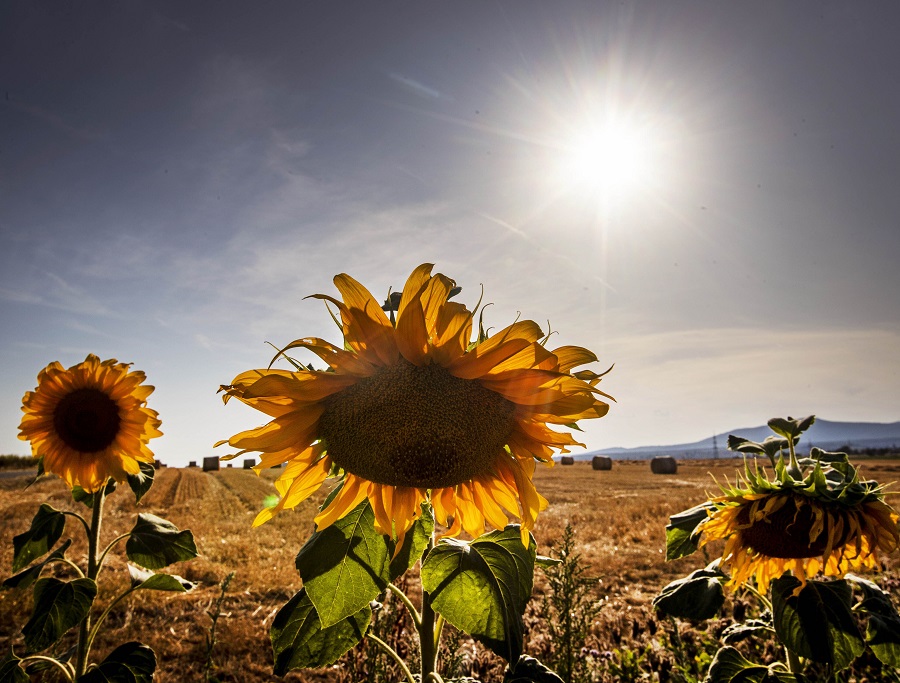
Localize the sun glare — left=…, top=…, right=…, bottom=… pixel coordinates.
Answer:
left=559, top=120, right=653, bottom=195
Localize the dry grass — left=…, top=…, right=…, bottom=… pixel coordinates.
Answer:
left=1, top=458, right=898, bottom=682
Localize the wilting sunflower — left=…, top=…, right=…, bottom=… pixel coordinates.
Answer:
left=697, top=461, right=899, bottom=594
left=218, top=264, right=612, bottom=545
left=19, top=354, right=162, bottom=493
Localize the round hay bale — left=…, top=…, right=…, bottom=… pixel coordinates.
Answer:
left=591, top=455, right=613, bottom=471
left=560, top=456, right=575, bottom=466
left=650, top=456, right=677, bottom=474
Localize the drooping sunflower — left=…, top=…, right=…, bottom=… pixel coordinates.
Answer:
left=697, top=457, right=899, bottom=594
left=19, top=354, right=162, bottom=493
left=218, top=263, right=612, bottom=544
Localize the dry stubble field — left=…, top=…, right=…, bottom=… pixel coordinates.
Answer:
left=2, top=458, right=899, bottom=682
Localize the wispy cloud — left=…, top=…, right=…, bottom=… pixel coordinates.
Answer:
left=388, top=72, right=443, bottom=100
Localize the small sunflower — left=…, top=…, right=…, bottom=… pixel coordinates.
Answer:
left=19, top=354, right=162, bottom=493
left=218, top=264, right=612, bottom=545
left=695, top=430, right=899, bottom=593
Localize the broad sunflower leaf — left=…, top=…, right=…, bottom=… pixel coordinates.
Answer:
left=503, top=655, right=564, bottom=682
left=0, top=653, right=29, bottom=683
left=77, top=641, right=156, bottom=683
left=127, top=564, right=196, bottom=592
left=126, top=462, right=155, bottom=504
left=421, top=525, right=536, bottom=664
left=767, top=415, right=815, bottom=440
left=21, top=577, right=97, bottom=653
left=389, top=502, right=435, bottom=580
left=665, top=502, right=715, bottom=561
left=12, top=504, right=66, bottom=573
left=652, top=562, right=726, bottom=620
left=721, top=616, right=774, bottom=644
left=295, top=500, right=390, bottom=627
left=847, top=574, right=900, bottom=667
left=125, top=514, right=198, bottom=570
left=772, top=576, right=864, bottom=671
left=72, top=478, right=117, bottom=509
left=270, top=588, right=370, bottom=674
left=4, top=539, right=73, bottom=590
left=703, top=646, right=797, bottom=683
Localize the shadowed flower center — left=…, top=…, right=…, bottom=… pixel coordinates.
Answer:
left=738, top=495, right=847, bottom=559
left=320, top=358, right=517, bottom=488
left=53, top=388, right=121, bottom=453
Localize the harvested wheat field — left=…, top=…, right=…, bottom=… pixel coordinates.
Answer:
left=2, top=459, right=898, bottom=682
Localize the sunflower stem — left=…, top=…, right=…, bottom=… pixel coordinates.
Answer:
left=75, top=484, right=105, bottom=678
left=97, top=532, right=131, bottom=572
left=387, top=581, right=422, bottom=628
left=86, top=587, right=136, bottom=656
left=19, top=655, right=75, bottom=681
left=419, top=532, right=439, bottom=682
left=63, top=510, right=91, bottom=537
left=368, top=634, right=417, bottom=683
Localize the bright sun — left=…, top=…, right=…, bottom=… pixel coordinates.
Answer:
left=559, top=119, right=653, bottom=194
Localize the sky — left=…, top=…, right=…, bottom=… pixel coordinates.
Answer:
left=2, top=1, right=899, bottom=467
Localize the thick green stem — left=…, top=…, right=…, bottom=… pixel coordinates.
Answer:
left=388, top=581, right=422, bottom=628
left=419, top=533, right=438, bottom=682
left=75, top=484, right=106, bottom=678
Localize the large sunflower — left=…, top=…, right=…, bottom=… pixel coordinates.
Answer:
left=218, top=264, right=612, bottom=544
left=19, top=354, right=162, bottom=493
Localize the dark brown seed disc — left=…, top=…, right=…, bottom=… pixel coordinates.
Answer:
left=319, top=358, right=517, bottom=488
left=738, top=495, right=846, bottom=559
left=53, top=388, right=121, bottom=453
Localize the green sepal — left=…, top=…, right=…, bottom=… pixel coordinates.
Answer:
left=21, top=577, right=97, bottom=653
left=664, top=502, right=715, bottom=561
left=847, top=574, right=900, bottom=666
left=703, top=647, right=797, bottom=683
left=127, top=564, right=196, bottom=592
left=389, top=502, right=434, bottom=580
left=72, top=479, right=117, bottom=508
left=4, top=539, right=73, bottom=590
left=503, top=655, right=564, bottom=682
left=12, top=504, right=66, bottom=573
left=270, top=588, right=370, bottom=675
left=421, top=525, right=536, bottom=664
left=295, top=500, right=389, bottom=627
left=24, top=457, right=46, bottom=490
left=125, top=514, right=198, bottom=569
left=652, top=561, right=726, bottom=620
left=77, top=641, right=156, bottom=683
left=772, top=576, right=864, bottom=671
left=0, top=652, right=29, bottom=683
left=126, top=462, right=155, bottom=504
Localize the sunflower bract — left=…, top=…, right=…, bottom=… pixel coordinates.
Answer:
left=19, top=354, right=162, bottom=493
left=219, top=263, right=613, bottom=545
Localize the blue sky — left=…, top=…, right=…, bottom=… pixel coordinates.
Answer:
left=2, top=1, right=899, bottom=466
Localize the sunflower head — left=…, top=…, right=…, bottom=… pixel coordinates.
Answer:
left=19, top=354, right=162, bottom=493
left=687, top=416, right=900, bottom=593
left=218, top=263, right=613, bottom=545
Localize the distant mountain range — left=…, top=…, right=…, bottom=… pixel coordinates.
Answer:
left=568, top=418, right=900, bottom=461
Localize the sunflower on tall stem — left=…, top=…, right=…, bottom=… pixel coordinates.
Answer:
left=2, top=355, right=198, bottom=682
left=217, top=263, right=613, bottom=682
left=654, top=415, right=900, bottom=682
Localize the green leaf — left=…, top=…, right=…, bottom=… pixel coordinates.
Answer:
left=270, top=588, right=370, bottom=675
left=535, top=555, right=561, bottom=569
left=0, top=653, right=29, bottom=683
left=721, top=616, right=774, bottom=645
left=772, top=576, right=864, bottom=671
left=4, top=539, right=73, bottom=590
left=767, top=415, right=815, bottom=440
left=652, top=562, right=726, bottom=620
left=665, top=502, right=715, bottom=561
left=421, top=525, right=535, bottom=664
left=72, top=478, right=117, bottom=508
left=389, top=502, right=434, bottom=580
left=503, top=655, right=564, bottom=682
left=12, top=504, right=66, bottom=573
left=847, top=574, right=900, bottom=667
left=703, top=647, right=797, bottom=683
left=294, top=500, right=390, bottom=627
left=21, top=577, right=97, bottom=652
left=127, top=564, right=196, bottom=592
left=125, top=514, right=198, bottom=570
left=126, top=462, right=155, bottom=504
left=77, top=641, right=156, bottom=683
